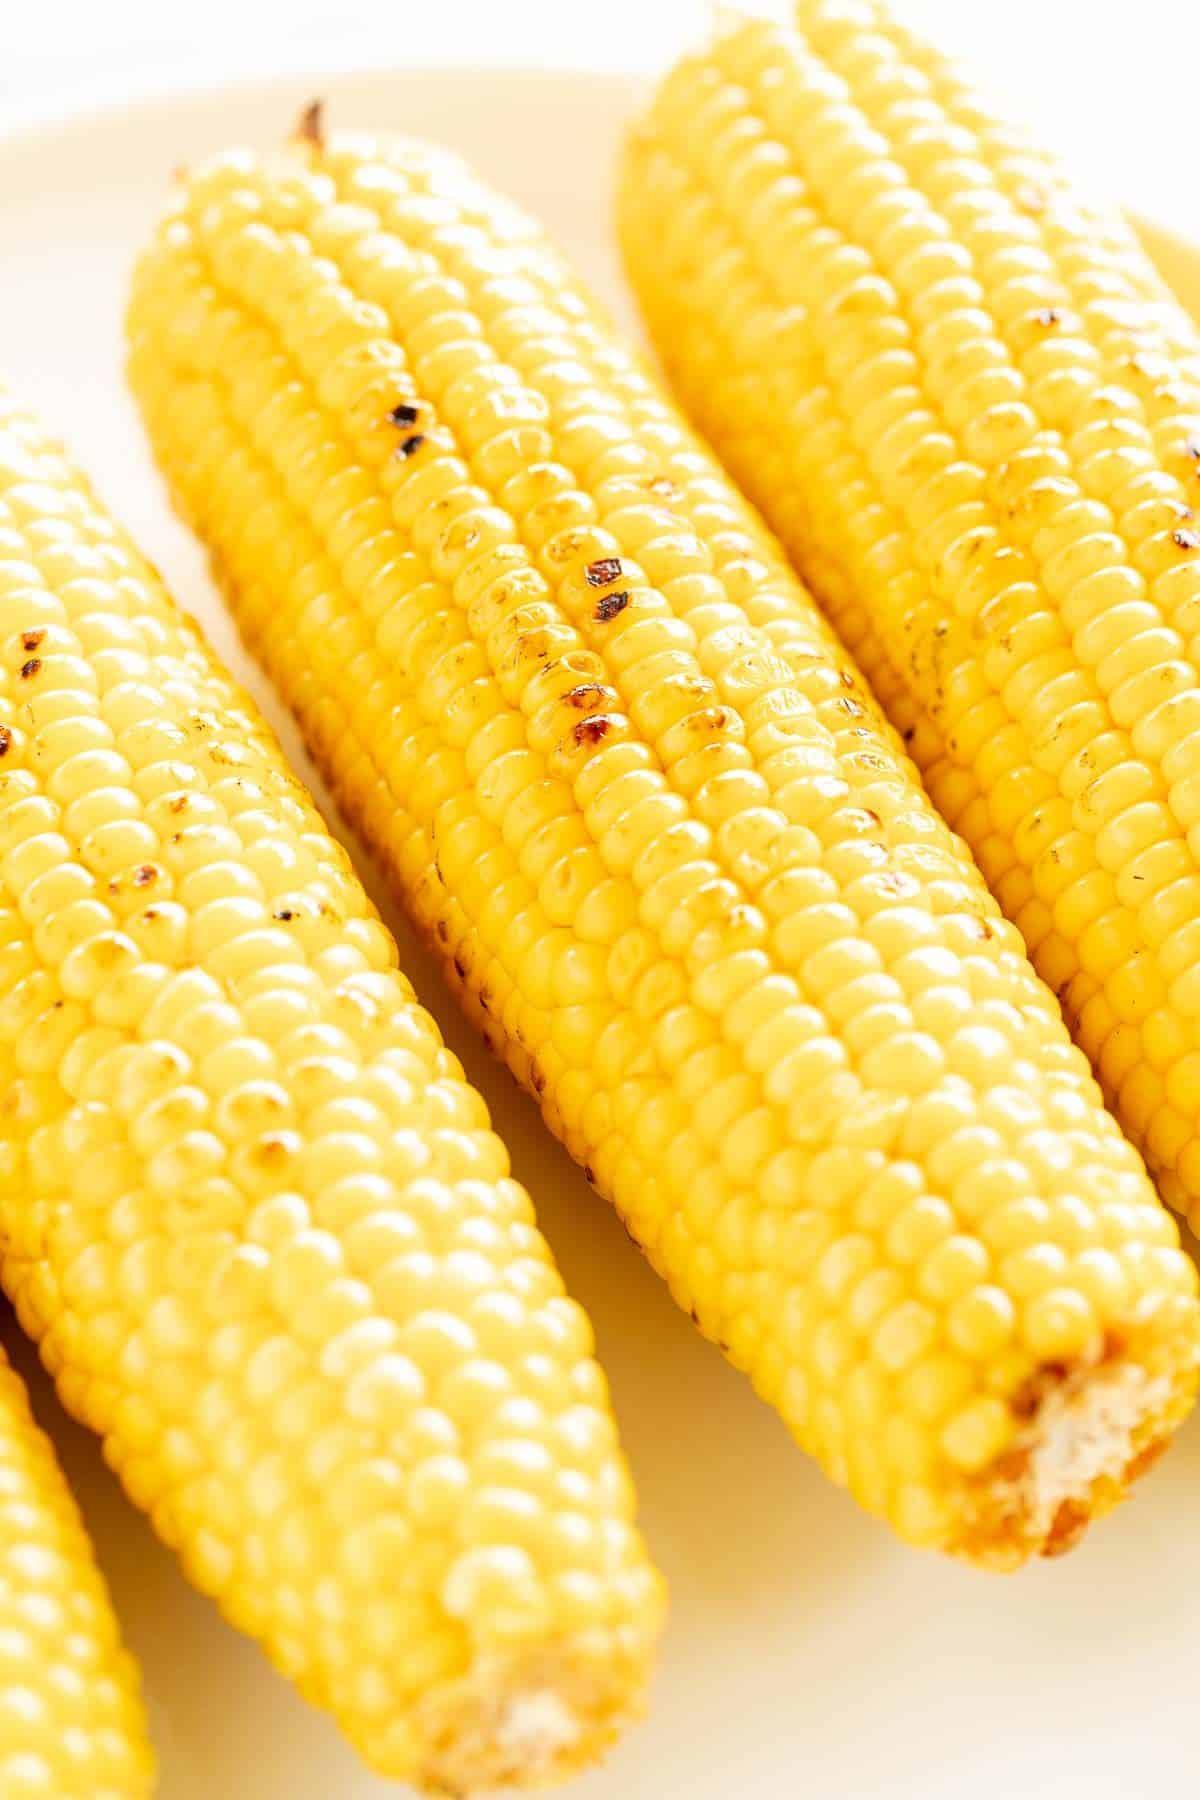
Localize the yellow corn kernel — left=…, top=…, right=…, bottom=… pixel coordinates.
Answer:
left=127, top=123, right=1200, bottom=1568
left=619, top=0, right=1200, bottom=1237
left=0, top=393, right=662, bottom=1791
left=0, top=1347, right=152, bottom=1798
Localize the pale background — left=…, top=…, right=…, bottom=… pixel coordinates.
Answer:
left=3, top=0, right=1200, bottom=222
left=4, top=5, right=1200, bottom=1800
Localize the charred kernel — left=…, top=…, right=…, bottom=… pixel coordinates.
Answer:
left=21, top=628, right=46, bottom=650
left=397, top=433, right=425, bottom=458
left=595, top=590, right=630, bottom=622
left=1172, top=529, right=1200, bottom=551
left=0, top=726, right=11, bottom=756
left=572, top=716, right=611, bottom=745
left=585, top=557, right=623, bottom=587
left=389, top=402, right=420, bottom=427
left=19, top=657, right=41, bottom=678
left=132, top=117, right=1199, bottom=1593
left=565, top=683, right=607, bottom=710
left=0, top=392, right=661, bottom=1791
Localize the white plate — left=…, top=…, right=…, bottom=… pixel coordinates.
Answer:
left=2, top=64, right=1200, bottom=1800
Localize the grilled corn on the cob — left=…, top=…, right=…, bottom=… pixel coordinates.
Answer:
left=127, top=125, right=1200, bottom=1568
left=0, top=1347, right=152, bottom=1798
left=619, top=0, right=1200, bottom=1237
left=0, top=392, right=662, bottom=1791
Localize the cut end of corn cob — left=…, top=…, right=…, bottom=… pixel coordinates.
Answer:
left=957, top=1325, right=1183, bottom=1566
left=128, top=121, right=1200, bottom=1570
left=0, top=388, right=663, bottom=1788
left=413, top=1647, right=640, bottom=1794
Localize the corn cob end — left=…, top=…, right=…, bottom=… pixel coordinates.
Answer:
left=955, top=1315, right=1196, bottom=1567
left=410, top=1643, right=651, bottom=1794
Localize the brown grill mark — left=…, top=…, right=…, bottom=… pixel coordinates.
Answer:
left=594, top=590, right=630, bottom=623
left=585, top=557, right=623, bottom=588
left=389, top=402, right=420, bottom=427
left=572, top=716, right=610, bottom=747
left=168, top=794, right=189, bottom=814
left=453, top=956, right=467, bottom=981
left=133, top=865, right=157, bottom=887
left=20, top=630, right=45, bottom=652
left=564, top=683, right=607, bottom=711
left=0, top=726, right=11, bottom=758
left=19, top=659, right=40, bottom=680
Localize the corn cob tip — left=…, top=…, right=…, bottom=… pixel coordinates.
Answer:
left=294, top=98, right=326, bottom=152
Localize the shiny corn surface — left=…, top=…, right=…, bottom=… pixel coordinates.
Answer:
left=0, top=394, right=662, bottom=1791
left=127, top=129, right=1200, bottom=1568
left=619, top=0, right=1200, bottom=1235
left=0, top=1349, right=152, bottom=1798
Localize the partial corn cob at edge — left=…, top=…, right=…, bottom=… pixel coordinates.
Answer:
left=0, top=1345, right=153, bottom=1798
left=0, top=392, right=663, bottom=1791
left=619, top=0, right=1200, bottom=1237
left=128, top=126, right=1200, bottom=1568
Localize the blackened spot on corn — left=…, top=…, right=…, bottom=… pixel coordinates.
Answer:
left=595, top=590, right=630, bottom=623
left=585, top=557, right=623, bottom=588
left=389, top=402, right=420, bottom=427
left=133, top=865, right=156, bottom=887
left=453, top=956, right=467, bottom=981
left=565, top=683, right=607, bottom=711
left=397, top=433, right=425, bottom=459
left=274, top=908, right=296, bottom=921
left=1033, top=308, right=1062, bottom=327
left=21, top=629, right=45, bottom=652
left=717, top=1338, right=731, bottom=1354
left=583, top=1165, right=596, bottom=1187
left=0, top=727, right=11, bottom=757
left=572, top=716, right=610, bottom=747
left=1173, top=528, right=1200, bottom=551
left=19, top=659, right=40, bottom=680
left=689, top=1307, right=701, bottom=1325
left=479, top=988, right=491, bottom=1013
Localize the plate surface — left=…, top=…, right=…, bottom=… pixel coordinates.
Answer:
left=2, top=66, right=1199, bottom=1800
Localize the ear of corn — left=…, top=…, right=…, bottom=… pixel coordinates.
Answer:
left=0, top=392, right=663, bottom=1791
left=0, top=1346, right=153, bottom=1798
left=618, top=0, right=1200, bottom=1242
left=126, top=128, right=1200, bottom=1569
